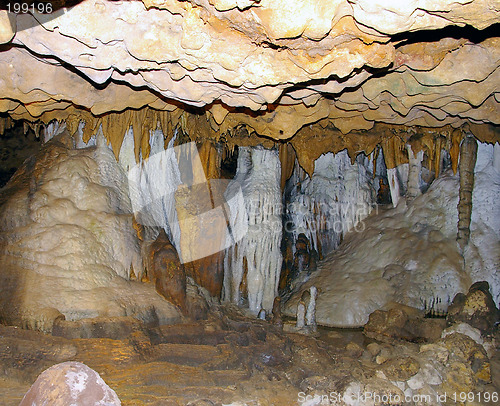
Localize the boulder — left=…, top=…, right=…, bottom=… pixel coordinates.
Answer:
left=19, top=361, right=121, bottom=406
left=447, top=281, right=499, bottom=334
left=441, top=332, right=491, bottom=385
left=363, top=308, right=410, bottom=343
left=364, top=304, right=447, bottom=344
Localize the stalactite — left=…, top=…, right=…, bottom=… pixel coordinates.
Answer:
left=197, top=140, right=221, bottom=180
left=449, top=128, right=463, bottom=174
left=0, top=116, right=13, bottom=135
left=457, top=133, right=478, bottom=251
left=101, top=111, right=131, bottom=159
left=43, top=120, right=67, bottom=143
left=279, top=143, right=296, bottom=192
left=493, top=142, right=500, bottom=172
left=287, top=150, right=375, bottom=256
left=381, top=136, right=406, bottom=207
left=433, top=136, right=443, bottom=177
left=127, top=134, right=183, bottom=250
left=386, top=167, right=400, bottom=207
left=406, top=144, right=423, bottom=201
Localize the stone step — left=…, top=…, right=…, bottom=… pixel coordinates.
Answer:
left=154, top=343, right=220, bottom=366
left=149, top=323, right=228, bottom=346
left=103, top=361, right=248, bottom=389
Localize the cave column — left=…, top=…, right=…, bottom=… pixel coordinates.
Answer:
left=457, top=133, right=478, bottom=251
left=493, top=142, right=500, bottom=172
left=223, top=146, right=282, bottom=314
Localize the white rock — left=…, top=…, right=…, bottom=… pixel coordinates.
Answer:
left=442, top=323, right=483, bottom=346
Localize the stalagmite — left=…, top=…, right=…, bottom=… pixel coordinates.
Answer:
left=271, top=296, right=283, bottom=327
left=296, top=301, right=306, bottom=329
left=294, top=287, right=317, bottom=332
left=305, top=286, right=318, bottom=332
left=406, top=144, right=424, bottom=201
left=147, top=229, right=187, bottom=313
left=457, top=134, right=478, bottom=251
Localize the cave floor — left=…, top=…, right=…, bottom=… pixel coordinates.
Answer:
left=0, top=306, right=498, bottom=406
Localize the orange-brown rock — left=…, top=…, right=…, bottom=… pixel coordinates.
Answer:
left=184, top=251, right=225, bottom=298
left=148, top=230, right=187, bottom=312
left=447, top=281, right=499, bottom=334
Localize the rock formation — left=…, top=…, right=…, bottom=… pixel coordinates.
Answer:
left=19, top=361, right=121, bottom=406
left=146, top=229, right=188, bottom=312
left=0, top=132, right=180, bottom=332
left=284, top=146, right=499, bottom=327
left=0, top=1, right=497, bottom=160
left=457, top=134, right=478, bottom=250
left=447, top=281, right=499, bottom=334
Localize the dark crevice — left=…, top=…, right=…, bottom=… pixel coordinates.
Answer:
left=393, top=23, right=499, bottom=47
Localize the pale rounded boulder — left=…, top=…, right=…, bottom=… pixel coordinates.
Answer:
left=19, top=361, right=121, bottom=406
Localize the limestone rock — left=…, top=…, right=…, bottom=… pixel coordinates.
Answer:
left=0, top=11, right=14, bottom=44
left=284, top=172, right=473, bottom=327
left=364, top=308, right=410, bottom=343
left=52, top=316, right=143, bottom=340
left=364, top=304, right=448, bottom=344
left=0, top=0, right=498, bottom=141
left=381, top=356, right=420, bottom=381
left=0, top=134, right=180, bottom=331
left=447, top=281, right=499, bottom=333
left=19, top=361, right=121, bottom=406
left=441, top=361, right=476, bottom=394
left=441, top=332, right=491, bottom=384
left=442, top=322, right=483, bottom=347
left=146, top=229, right=188, bottom=312
left=406, top=318, right=447, bottom=342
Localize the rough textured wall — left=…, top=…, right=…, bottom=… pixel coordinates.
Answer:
left=0, top=0, right=498, bottom=142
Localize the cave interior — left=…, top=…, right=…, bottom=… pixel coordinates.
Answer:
left=0, top=0, right=499, bottom=405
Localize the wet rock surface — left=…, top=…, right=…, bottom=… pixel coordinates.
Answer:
left=0, top=305, right=497, bottom=405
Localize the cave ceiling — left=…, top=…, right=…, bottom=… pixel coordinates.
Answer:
left=0, top=0, right=499, bottom=161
